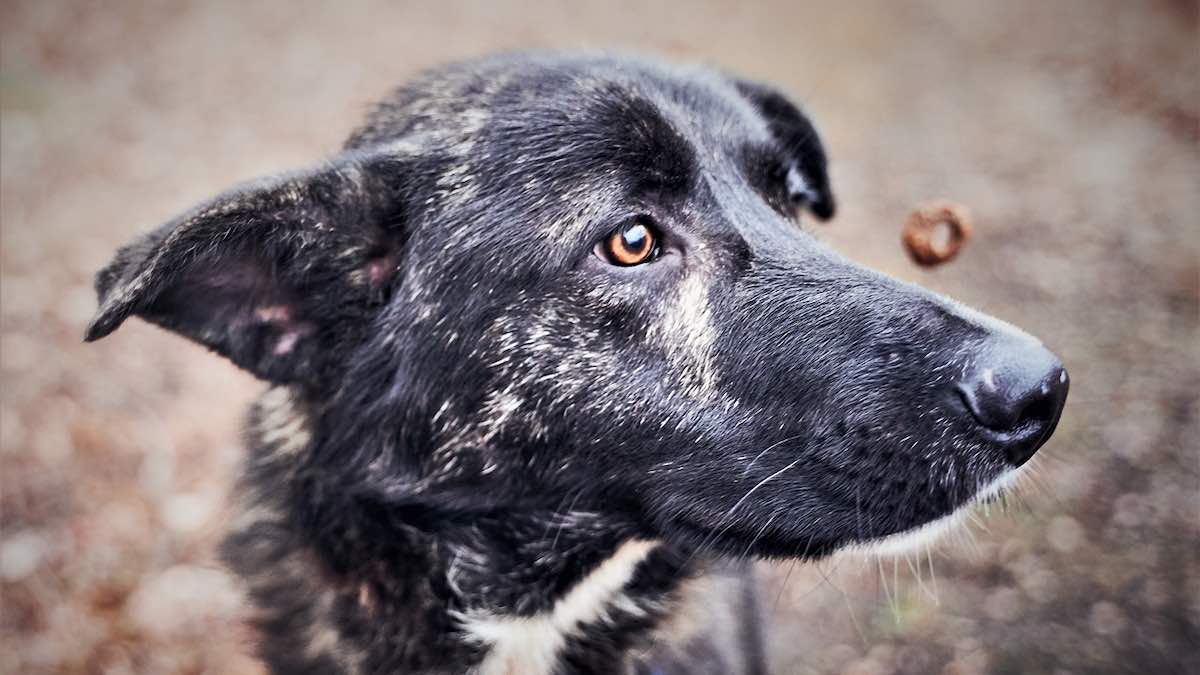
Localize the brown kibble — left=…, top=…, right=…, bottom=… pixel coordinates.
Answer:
left=902, top=200, right=973, bottom=266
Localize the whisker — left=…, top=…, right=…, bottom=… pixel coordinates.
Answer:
left=678, top=455, right=804, bottom=566
left=814, top=556, right=848, bottom=598
left=741, top=512, right=779, bottom=560
left=905, top=552, right=935, bottom=603
left=549, top=489, right=588, bottom=548
left=725, top=457, right=804, bottom=518
left=965, top=509, right=991, bottom=534
left=771, top=559, right=799, bottom=615
left=843, top=592, right=869, bottom=650
left=877, top=556, right=897, bottom=624
left=926, top=547, right=940, bottom=605
left=892, top=556, right=901, bottom=624
left=740, top=433, right=804, bottom=478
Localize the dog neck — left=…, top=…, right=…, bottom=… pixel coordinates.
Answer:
left=224, top=386, right=691, bottom=673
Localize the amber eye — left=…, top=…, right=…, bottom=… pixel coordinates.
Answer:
left=598, top=218, right=660, bottom=266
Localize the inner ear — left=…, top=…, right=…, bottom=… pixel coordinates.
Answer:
left=130, top=250, right=324, bottom=383
left=362, top=240, right=403, bottom=289
left=86, top=149, right=411, bottom=385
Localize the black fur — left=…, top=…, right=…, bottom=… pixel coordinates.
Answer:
left=88, top=52, right=1063, bottom=674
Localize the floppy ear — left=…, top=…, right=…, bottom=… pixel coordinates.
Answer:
left=735, top=79, right=836, bottom=221
left=85, top=150, right=408, bottom=385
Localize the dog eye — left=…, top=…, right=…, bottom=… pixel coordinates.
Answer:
left=596, top=218, right=660, bottom=266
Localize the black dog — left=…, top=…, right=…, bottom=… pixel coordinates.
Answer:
left=87, top=52, right=1068, bottom=674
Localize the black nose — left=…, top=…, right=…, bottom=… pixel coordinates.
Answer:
left=957, top=335, right=1069, bottom=466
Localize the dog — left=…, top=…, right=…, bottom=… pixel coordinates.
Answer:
left=87, top=51, right=1069, bottom=674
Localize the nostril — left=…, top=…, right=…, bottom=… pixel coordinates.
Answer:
left=957, top=368, right=1024, bottom=431
left=1006, top=366, right=1068, bottom=466
left=1014, top=373, right=1064, bottom=429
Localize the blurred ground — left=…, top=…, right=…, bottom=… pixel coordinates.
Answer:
left=1, top=1, right=1197, bottom=673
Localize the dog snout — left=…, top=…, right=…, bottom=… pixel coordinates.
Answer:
left=956, top=334, right=1069, bottom=467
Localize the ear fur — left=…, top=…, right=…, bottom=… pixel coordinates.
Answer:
left=734, top=79, right=836, bottom=221
left=86, top=150, right=408, bottom=384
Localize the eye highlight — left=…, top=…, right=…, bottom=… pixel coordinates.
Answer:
left=596, top=217, right=661, bottom=266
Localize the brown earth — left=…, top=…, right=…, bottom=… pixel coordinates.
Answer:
left=1, top=1, right=1197, bottom=673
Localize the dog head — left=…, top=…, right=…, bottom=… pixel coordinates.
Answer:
left=88, top=53, right=1067, bottom=560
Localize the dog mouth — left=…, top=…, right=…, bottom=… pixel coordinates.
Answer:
left=662, top=466, right=1024, bottom=560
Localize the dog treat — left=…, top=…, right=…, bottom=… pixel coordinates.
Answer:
left=902, top=200, right=972, bottom=266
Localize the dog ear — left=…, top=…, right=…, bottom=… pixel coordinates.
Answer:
left=734, top=79, right=836, bottom=221
left=85, top=150, right=408, bottom=385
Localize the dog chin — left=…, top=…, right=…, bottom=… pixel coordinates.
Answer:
left=845, top=468, right=1026, bottom=558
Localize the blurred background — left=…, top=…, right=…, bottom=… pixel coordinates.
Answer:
left=1, top=1, right=1196, bottom=673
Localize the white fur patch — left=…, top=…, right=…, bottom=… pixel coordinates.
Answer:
left=852, top=468, right=1024, bottom=557
left=257, top=386, right=311, bottom=457
left=654, top=273, right=720, bottom=402
left=457, top=539, right=658, bottom=675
